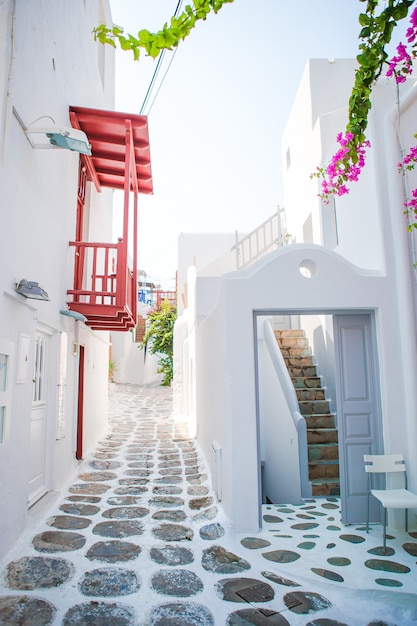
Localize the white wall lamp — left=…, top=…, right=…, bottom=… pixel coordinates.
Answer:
left=15, top=279, right=50, bottom=301
left=13, top=107, right=92, bottom=156
left=60, top=309, right=87, bottom=322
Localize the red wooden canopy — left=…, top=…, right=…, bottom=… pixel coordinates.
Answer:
left=69, top=106, right=153, bottom=194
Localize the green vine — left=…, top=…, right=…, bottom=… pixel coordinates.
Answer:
left=141, top=300, right=177, bottom=386
left=348, top=0, right=414, bottom=144
left=94, top=0, right=234, bottom=60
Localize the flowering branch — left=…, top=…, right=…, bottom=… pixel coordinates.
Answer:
left=313, top=0, right=415, bottom=202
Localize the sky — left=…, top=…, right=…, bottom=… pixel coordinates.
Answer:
left=108, top=0, right=365, bottom=288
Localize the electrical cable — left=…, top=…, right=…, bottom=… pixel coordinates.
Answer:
left=139, top=0, right=183, bottom=115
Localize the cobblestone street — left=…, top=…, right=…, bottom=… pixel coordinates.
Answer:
left=0, top=383, right=416, bottom=625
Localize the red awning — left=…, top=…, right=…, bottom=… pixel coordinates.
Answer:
left=69, top=106, right=153, bottom=194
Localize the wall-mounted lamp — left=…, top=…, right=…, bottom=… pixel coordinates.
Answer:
left=25, top=126, right=92, bottom=155
left=13, top=107, right=92, bottom=156
left=15, top=279, right=50, bottom=301
left=60, top=309, right=87, bottom=322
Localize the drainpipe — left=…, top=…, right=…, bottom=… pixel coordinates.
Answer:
left=382, top=80, right=417, bottom=484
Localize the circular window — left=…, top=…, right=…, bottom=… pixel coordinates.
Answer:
left=299, top=259, right=317, bottom=278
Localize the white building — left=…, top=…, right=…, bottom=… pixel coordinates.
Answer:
left=0, top=0, right=154, bottom=557
left=175, top=59, right=417, bottom=533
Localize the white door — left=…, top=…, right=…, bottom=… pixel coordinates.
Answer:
left=334, top=314, right=382, bottom=524
left=28, top=331, right=49, bottom=505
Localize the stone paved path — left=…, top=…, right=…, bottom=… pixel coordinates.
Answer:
left=0, top=383, right=417, bottom=625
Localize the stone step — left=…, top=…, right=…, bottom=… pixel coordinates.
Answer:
left=308, top=443, right=339, bottom=462
left=307, top=428, right=338, bottom=444
left=274, top=329, right=305, bottom=338
left=295, top=388, right=325, bottom=402
left=311, top=478, right=340, bottom=497
left=298, top=400, right=331, bottom=415
left=275, top=335, right=309, bottom=349
left=284, top=356, right=315, bottom=368
left=308, top=460, right=340, bottom=480
left=304, top=413, right=336, bottom=429
left=280, top=346, right=312, bottom=357
left=291, top=376, right=322, bottom=389
left=287, top=365, right=318, bottom=378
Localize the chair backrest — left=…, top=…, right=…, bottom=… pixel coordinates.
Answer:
left=364, top=453, right=406, bottom=474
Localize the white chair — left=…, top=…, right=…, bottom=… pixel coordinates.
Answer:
left=364, top=453, right=417, bottom=549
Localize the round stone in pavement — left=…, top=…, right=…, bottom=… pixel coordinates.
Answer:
left=327, top=557, right=351, bottom=566
left=290, top=523, right=319, bottom=531
left=188, top=486, right=209, bottom=496
left=200, top=523, right=225, bottom=541
left=69, top=482, right=110, bottom=495
left=261, top=571, right=301, bottom=587
left=86, top=540, right=141, bottom=563
left=283, top=591, right=332, bottom=614
left=114, top=485, right=148, bottom=495
left=79, top=567, right=139, bottom=596
left=63, top=601, right=135, bottom=625
left=364, top=559, right=410, bottom=573
left=47, top=515, right=91, bottom=530
left=152, top=524, right=194, bottom=541
left=153, top=485, right=183, bottom=495
left=375, top=578, right=403, bottom=587
left=216, top=578, right=274, bottom=603
left=102, top=506, right=149, bottom=519
left=240, top=537, right=271, bottom=550
left=150, top=601, right=214, bottom=625
left=202, top=545, right=250, bottom=574
left=78, top=471, right=117, bottom=482
left=192, top=506, right=217, bottom=522
left=263, top=515, right=283, bottom=523
left=0, top=595, right=55, bottom=625
left=189, top=497, right=214, bottom=510
left=150, top=496, right=185, bottom=508
left=150, top=545, right=194, bottom=566
left=89, top=459, right=122, bottom=470
left=226, top=608, right=290, bottom=625
left=33, top=531, right=86, bottom=553
left=151, top=569, right=203, bottom=597
left=152, top=510, right=187, bottom=522
left=92, top=520, right=144, bottom=538
left=60, top=502, right=101, bottom=516
left=311, top=568, right=344, bottom=583
left=107, top=496, right=140, bottom=506
left=6, top=556, right=73, bottom=590
left=65, top=494, right=101, bottom=503
left=339, top=534, right=365, bottom=544
left=402, top=542, right=417, bottom=556
left=262, top=549, right=300, bottom=564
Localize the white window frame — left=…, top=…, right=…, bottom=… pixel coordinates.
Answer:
left=0, top=338, right=14, bottom=445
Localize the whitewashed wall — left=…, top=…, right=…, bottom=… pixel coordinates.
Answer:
left=193, top=244, right=417, bottom=532
left=0, top=0, right=115, bottom=557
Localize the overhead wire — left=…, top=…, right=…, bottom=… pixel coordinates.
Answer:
left=139, top=0, right=183, bottom=115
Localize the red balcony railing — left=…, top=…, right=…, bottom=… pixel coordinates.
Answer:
left=67, top=239, right=136, bottom=330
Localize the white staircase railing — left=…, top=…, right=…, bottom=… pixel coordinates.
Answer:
left=232, top=207, right=290, bottom=269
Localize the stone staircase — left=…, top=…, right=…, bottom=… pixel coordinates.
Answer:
left=274, top=329, right=340, bottom=497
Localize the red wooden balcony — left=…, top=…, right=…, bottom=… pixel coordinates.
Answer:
left=66, top=107, right=153, bottom=331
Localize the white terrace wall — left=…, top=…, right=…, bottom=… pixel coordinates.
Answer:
left=0, top=0, right=115, bottom=557
left=193, top=244, right=417, bottom=532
